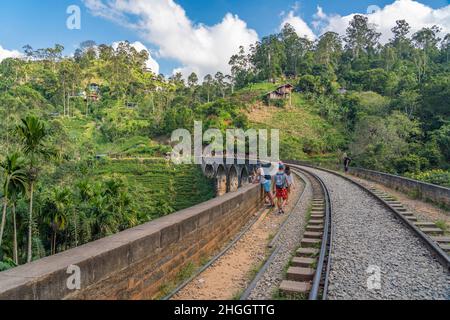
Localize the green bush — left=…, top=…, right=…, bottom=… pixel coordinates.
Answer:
left=395, top=154, right=429, bottom=174
left=272, top=99, right=286, bottom=108
left=405, top=169, right=450, bottom=188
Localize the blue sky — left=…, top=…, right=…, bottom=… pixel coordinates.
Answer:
left=0, top=0, right=449, bottom=76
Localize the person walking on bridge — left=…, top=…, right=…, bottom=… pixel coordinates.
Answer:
left=274, top=164, right=288, bottom=214
left=285, top=165, right=294, bottom=205
left=256, top=165, right=274, bottom=208
left=343, top=154, right=352, bottom=173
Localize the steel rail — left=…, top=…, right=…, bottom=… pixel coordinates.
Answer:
left=287, top=164, right=333, bottom=300
left=289, top=161, right=450, bottom=271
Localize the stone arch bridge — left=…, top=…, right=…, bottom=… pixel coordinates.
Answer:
left=200, top=157, right=273, bottom=196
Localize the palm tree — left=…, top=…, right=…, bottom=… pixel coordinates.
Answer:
left=0, top=153, right=27, bottom=249
left=9, top=171, right=27, bottom=265
left=42, top=187, right=70, bottom=255
left=16, top=116, right=51, bottom=263
left=75, top=180, right=94, bottom=246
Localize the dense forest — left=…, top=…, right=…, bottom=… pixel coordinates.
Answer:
left=0, top=15, right=449, bottom=269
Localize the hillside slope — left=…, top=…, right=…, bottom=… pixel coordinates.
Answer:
left=235, top=83, right=345, bottom=161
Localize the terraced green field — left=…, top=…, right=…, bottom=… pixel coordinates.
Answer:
left=94, top=158, right=215, bottom=217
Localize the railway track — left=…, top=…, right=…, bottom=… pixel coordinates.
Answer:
left=293, top=163, right=450, bottom=269
left=164, top=162, right=448, bottom=300
left=276, top=167, right=333, bottom=300
left=292, top=163, right=449, bottom=299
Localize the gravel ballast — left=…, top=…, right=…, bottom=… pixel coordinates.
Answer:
left=307, top=167, right=449, bottom=300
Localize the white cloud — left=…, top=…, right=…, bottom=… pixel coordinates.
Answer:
left=313, top=0, right=450, bottom=43
left=84, top=0, right=258, bottom=78
left=280, top=11, right=316, bottom=40
left=0, top=45, right=22, bottom=62
left=112, top=40, right=160, bottom=74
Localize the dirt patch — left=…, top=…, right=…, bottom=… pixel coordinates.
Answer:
left=172, top=176, right=305, bottom=300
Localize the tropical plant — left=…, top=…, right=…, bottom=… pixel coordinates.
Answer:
left=42, top=186, right=71, bottom=254
left=15, top=116, right=52, bottom=262
left=0, top=152, right=27, bottom=250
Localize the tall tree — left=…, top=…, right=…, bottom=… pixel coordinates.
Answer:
left=251, top=34, right=286, bottom=82
left=203, top=74, right=214, bottom=103
left=16, top=116, right=51, bottom=263
left=344, top=15, right=381, bottom=59
left=229, top=46, right=252, bottom=89
left=441, top=33, right=450, bottom=63
left=281, top=23, right=302, bottom=77
left=390, top=20, right=411, bottom=58
left=214, top=72, right=226, bottom=98
left=315, top=32, right=342, bottom=67
left=412, top=26, right=441, bottom=83
left=0, top=153, right=27, bottom=249
left=42, top=187, right=71, bottom=255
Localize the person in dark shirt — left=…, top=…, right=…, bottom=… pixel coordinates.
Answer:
left=343, top=155, right=352, bottom=173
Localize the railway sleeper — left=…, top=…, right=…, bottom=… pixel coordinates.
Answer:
left=287, top=267, right=315, bottom=282
left=279, top=280, right=312, bottom=296
left=301, top=238, right=321, bottom=248
left=292, top=257, right=317, bottom=268
left=309, top=219, right=324, bottom=226
left=414, top=222, right=437, bottom=228
left=303, top=231, right=322, bottom=239
left=306, top=225, right=324, bottom=232
left=420, top=227, right=444, bottom=235
left=405, top=216, right=418, bottom=222
left=432, top=236, right=450, bottom=244
left=296, top=247, right=319, bottom=257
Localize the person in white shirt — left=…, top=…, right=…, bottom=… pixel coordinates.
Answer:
left=256, top=165, right=275, bottom=207
left=285, top=166, right=294, bottom=205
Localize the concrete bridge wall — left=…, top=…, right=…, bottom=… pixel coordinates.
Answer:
left=0, top=184, right=262, bottom=300
left=348, top=167, right=450, bottom=208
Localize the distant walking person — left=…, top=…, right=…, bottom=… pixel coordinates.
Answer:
left=343, top=154, right=352, bottom=173
left=285, top=166, right=294, bottom=205
left=274, top=164, right=288, bottom=214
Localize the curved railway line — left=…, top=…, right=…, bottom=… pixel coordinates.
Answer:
left=164, top=163, right=449, bottom=300
left=294, top=164, right=449, bottom=300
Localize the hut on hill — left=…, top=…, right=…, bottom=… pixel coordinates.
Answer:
left=86, top=83, right=100, bottom=102
left=265, top=83, right=294, bottom=106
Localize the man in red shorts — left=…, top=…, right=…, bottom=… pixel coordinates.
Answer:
left=273, top=164, right=288, bottom=214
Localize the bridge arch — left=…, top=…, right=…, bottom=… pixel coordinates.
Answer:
left=204, top=164, right=215, bottom=179
left=227, top=165, right=239, bottom=193
left=216, top=165, right=227, bottom=196
left=239, top=166, right=250, bottom=187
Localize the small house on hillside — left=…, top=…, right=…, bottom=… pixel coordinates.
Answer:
left=265, top=83, right=294, bottom=106
left=86, top=83, right=100, bottom=102
left=266, top=84, right=294, bottom=100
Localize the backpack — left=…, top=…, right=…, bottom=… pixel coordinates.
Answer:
left=275, top=172, right=286, bottom=188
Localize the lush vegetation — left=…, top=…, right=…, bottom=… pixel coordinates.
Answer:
left=0, top=41, right=222, bottom=269
left=228, top=17, right=449, bottom=180
left=1, top=16, right=449, bottom=269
